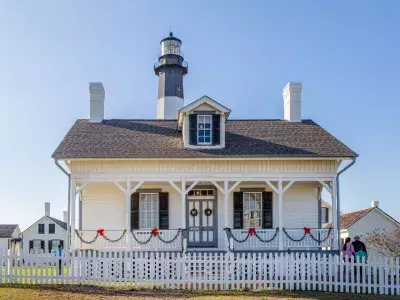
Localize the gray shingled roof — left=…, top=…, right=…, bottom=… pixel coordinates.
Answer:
left=0, top=225, right=18, bottom=238
left=52, top=119, right=357, bottom=159
left=47, top=217, right=67, bottom=231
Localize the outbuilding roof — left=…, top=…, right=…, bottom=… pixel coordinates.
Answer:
left=0, top=225, right=18, bottom=238
left=327, top=207, right=400, bottom=230
left=52, top=119, right=357, bottom=159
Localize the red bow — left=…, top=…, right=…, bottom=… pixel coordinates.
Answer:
left=304, top=227, right=311, bottom=234
left=248, top=227, right=256, bottom=236
left=151, top=227, right=159, bottom=237
left=97, top=229, right=105, bottom=236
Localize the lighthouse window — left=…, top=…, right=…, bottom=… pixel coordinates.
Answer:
left=197, top=115, right=212, bottom=144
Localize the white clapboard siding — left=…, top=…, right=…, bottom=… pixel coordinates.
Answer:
left=0, top=248, right=399, bottom=295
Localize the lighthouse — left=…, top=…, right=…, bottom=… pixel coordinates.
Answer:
left=154, top=32, right=188, bottom=119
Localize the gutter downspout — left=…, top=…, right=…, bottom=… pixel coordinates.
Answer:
left=336, top=157, right=357, bottom=250
left=54, top=159, right=71, bottom=253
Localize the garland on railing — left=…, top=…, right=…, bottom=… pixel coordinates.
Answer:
left=282, top=227, right=332, bottom=243
left=223, top=227, right=280, bottom=251
left=131, top=228, right=186, bottom=252
left=76, top=229, right=127, bottom=244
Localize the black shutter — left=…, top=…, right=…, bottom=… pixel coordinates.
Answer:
left=60, top=240, right=64, bottom=249
left=189, top=114, right=197, bottom=145
left=212, top=114, right=221, bottom=145
left=233, top=192, right=244, bottom=229
left=159, top=192, right=169, bottom=229
left=131, top=193, right=140, bottom=229
left=40, top=240, right=45, bottom=252
left=262, top=192, right=273, bottom=229
left=29, top=241, right=33, bottom=252
left=325, top=207, right=329, bottom=223
left=48, top=240, right=52, bottom=253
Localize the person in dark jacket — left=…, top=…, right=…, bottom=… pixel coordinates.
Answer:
left=352, top=235, right=367, bottom=254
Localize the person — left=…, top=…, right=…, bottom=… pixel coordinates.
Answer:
left=352, top=235, right=367, bottom=255
left=354, top=245, right=368, bottom=281
left=54, top=243, right=64, bottom=275
left=355, top=245, right=368, bottom=262
left=342, top=237, right=354, bottom=260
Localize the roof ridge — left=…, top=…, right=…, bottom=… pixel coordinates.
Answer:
left=48, top=216, right=66, bottom=223
left=77, top=118, right=315, bottom=122
left=342, top=207, right=374, bottom=215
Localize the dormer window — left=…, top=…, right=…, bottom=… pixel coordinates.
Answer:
left=197, top=115, right=212, bottom=144
left=179, top=96, right=231, bottom=149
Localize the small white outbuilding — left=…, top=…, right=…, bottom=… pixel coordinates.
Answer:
left=21, top=202, right=68, bottom=256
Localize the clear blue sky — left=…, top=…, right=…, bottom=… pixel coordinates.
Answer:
left=0, top=1, right=399, bottom=230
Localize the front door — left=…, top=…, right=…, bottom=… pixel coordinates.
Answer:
left=187, top=198, right=217, bottom=248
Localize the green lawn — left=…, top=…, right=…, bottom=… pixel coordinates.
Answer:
left=1, top=285, right=400, bottom=300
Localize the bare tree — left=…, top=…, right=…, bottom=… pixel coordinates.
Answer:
left=365, top=226, right=400, bottom=258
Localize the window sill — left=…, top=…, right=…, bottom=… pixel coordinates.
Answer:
left=185, top=144, right=224, bottom=150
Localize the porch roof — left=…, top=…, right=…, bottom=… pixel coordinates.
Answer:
left=52, top=119, right=357, bottom=159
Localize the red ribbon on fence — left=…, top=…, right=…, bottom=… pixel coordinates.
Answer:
left=304, top=227, right=311, bottom=234
left=152, top=227, right=159, bottom=237
left=96, top=228, right=105, bottom=236
left=248, top=227, right=256, bottom=236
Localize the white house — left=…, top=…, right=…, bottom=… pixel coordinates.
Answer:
left=52, top=33, right=357, bottom=253
left=337, top=201, right=399, bottom=258
left=0, top=225, right=21, bottom=252
left=21, top=202, right=68, bottom=255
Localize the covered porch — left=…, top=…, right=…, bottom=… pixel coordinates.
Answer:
left=69, top=175, right=339, bottom=253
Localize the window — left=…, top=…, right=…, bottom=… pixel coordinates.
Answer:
left=51, top=240, right=60, bottom=252
left=139, top=193, right=159, bottom=229
left=38, top=224, right=45, bottom=234
left=243, top=192, right=262, bottom=228
left=187, top=189, right=214, bottom=196
left=33, top=240, right=41, bottom=253
left=321, top=207, right=329, bottom=223
left=49, top=224, right=55, bottom=234
left=197, top=115, right=212, bottom=144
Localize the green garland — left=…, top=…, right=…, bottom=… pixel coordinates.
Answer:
left=282, top=227, right=333, bottom=243
left=131, top=229, right=186, bottom=252
left=282, top=228, right=307, bottom=242
left=76, top=231, right=100, bottom=244
left=223, top=228, right=280, bottom=251
left=131, top=231, right=154, bottom=245
left=76, top=230, right=126, bottom=244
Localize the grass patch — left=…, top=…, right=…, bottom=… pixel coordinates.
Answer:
left=0, top=284, right=399, bottom=299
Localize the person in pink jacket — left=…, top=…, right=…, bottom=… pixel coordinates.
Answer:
left=342, top=237, right=355, bottom=261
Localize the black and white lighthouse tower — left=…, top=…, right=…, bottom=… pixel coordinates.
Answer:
left=154, top=32, right=188, bottom=119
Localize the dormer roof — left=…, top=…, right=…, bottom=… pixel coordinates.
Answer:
left=178, top=96, right=231, bottom=127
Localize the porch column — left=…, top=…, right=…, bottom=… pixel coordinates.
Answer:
left=331, top=178, right=338, bottom=250
left=70, top=178, right=76, bottom=250
left=278, top=179, right=283, bottom=251
left=181, top=179, right=186, bottom=229
left=224, top=180, right=229, bottom=228
left=126, top=180, right=131, bottom=249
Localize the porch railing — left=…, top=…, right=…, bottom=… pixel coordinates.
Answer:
left=226, top=228, right=333, bottom=251
left=75, top=229, right=183, bottom=251
left=76, top=230, right=126, bottom=250
left=282, top=228, right=333, bottom=249
left=227, top=229, right=280, bottom=250
left=131, top=229, right=183, bottom=251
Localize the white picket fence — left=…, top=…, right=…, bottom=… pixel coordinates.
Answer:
left=0, top=249, right=399, bottom=295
